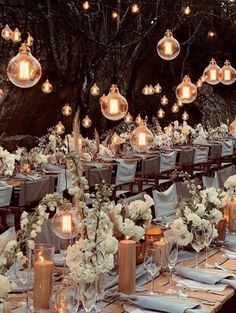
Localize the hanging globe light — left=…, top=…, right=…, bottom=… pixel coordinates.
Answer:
left=131, top=3, right=140, bottom=14
left=157, top=108, right=165, bottom=118
left=171, top=103, right=179, bottom=113
left=7, top=43, right=42, bottom=88
left=124, top=112, right=133, bottom=123
left=220, top=60, right=236, bottom=85
left=154, top=83, right=162, bottom=94
left=55, top=121, right=65, bottom=135
left=130, top=120, right=154, bottom=153
left=62, top=103, right=72, bottom=116
left=51, top=210, right=78, bottom=240
left=230, top=117, right=236, bottom=138
left=142, top=85, right=149, bottom=95
left=182, top=111, right=189, bottom=121
left=196, top=79, right=203, bottom=88
left=160, top=95, right=168, bottom=105
left=1, top=24, right=12, bottom=40
left=100, top=84, right=128, bottom=121
left=11, top=27, right=21, bottom=43
left=176, top=75, right=197, bottom=104
left=203, top=58, right=221, bottom=85
left=90, top=83, right=100, bottom=96
left=82, top=115, right=92, bottom=128
left=177, top=99, right=183, bottom=107
left=111, top=132, right=123, bottom=145
left=135, top=114, right=142, bottom=125
left=157, top=29, right=180, bottom=61
left=41, top=79, right=53, bottom=94
left=26, top=33, right=34, bottom=47
left=148, top=85, right=154, bottom=95
left=82, top=1, right=90, bottom=10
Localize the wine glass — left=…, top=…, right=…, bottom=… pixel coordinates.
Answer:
left=191, top=228, right=205, bottom=268
left=78, top=280, right=98, bottom=313
left=204, top=224, right=214, bottom=268
left=94, top=273, right=106, bottom=312
left=59, top=239, right=71, bottom=277
left=166, top=237, right=178, bottom=294
left=144, top=246, right=163, bottom=295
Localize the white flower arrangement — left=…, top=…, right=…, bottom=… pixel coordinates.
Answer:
left=0, top=146, right=17, bottom=176
left=224, top=175, right=236, bottom=196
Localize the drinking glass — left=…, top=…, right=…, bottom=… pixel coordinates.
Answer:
left=166, top=237, right=178, bottom=294
left=144, top=246, right=163, bottom=295
left=94, top=273, right=106, bottom=312
left=191, top=228, right=205, bottom=268
left=204, top=224, right=214, bottom=268
left=78, top=280, right=98, bottom=313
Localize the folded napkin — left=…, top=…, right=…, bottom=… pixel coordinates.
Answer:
left=223, top=249, right=236, bottom=259
left=177, top=251, right=195, bottom=264
left=176, top=268, right=236, bottom=289
left=224, top=241, right=236, bottom=253
left=119, top=294, right=208, bottom=313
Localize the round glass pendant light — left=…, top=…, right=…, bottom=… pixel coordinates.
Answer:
left=11, top=27, right=21, bottom=43
left=171, top=103, right=179, bottom=113
left=220, top=60, right=236, bottom=85
left=51, top=210, right=78, bottom=240
left=82, top=115, right=92, bottom=128
left=176, top=75, right=197, bottom=104
left=41, top=79, right=53, bottom=94
left=131, top=3, right=139, bottom=14
left=100, top=84, right=128, bottom=121
left=157, top=29, right=180, bottom=61
left=82, top=1, right=90, bottom=10
left=230, top=117, right=236, bottom=138
left=26, top=33, right=34, bottom=47
left=196, top=79, right=203, bottom=88
left=157, top=108, right=165, bottom=118
left=182, top=111, right=189, bottom=121
left=55, top=121, right=65, bottom=135
left=142, top=85, right=149, bottom=95
left=160, top=95, right=168, bottom=105
left=130, top=120, right=154, bottom=152
left=124, top=112, right=133, bottom=123
left=7, top=43, right=42, bottom=88
left=154, top=83, right=162, bottom=94
left=62, top=103, right=72, bottom=116
left=203, top=58, right=221, bottom=85
left=135, top=114, right=142, bottom=125
left=90, top=83, right=100, bottom=96
left=1, top=24, right=12, bottom=40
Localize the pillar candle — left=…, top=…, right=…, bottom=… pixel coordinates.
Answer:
left=33, top=255, right=54, bottom=309
left=118, top=238, right=136, bottom=294
left=154, top=238, right=168, bottom=269
left=145, top=227, right=163, bottom=247
left=229, top=199, right=236, bottom=233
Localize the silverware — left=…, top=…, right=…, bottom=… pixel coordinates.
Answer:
left=177, top=282, right=225, bottom=296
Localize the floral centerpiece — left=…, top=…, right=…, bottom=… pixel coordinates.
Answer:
left=208, top=122, right=228, bottom=140
left=0, top=146, right=19, bottom=176
left=224, top=175, right=236, bottom=197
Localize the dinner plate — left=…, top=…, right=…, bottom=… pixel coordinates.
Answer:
left=123, top=303, right=161, bottom=313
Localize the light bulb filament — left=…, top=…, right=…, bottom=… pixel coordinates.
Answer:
left=110, top=98, right=119, bottom=114
left=62, top=215, right=72, bottom=233
left=19, top=60, right=30, bottom=80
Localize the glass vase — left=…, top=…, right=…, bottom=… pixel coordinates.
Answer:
left=78, top=280, right=98, bottom=313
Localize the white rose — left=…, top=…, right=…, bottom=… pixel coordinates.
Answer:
left=27, top=240, right=35, bottom=250
left=177, top=231, right=193, bottom=246
left=30, top=230, right=37, bottom=238
left=103, top=236, right=118, bottom=254
left=170, top=218, right=187, bottom=235
left=186, top=213, right=202, bottom=227
left=5, top=240, right=17, bottom=252
left=195, top=204, right=206, bottom=217
left=0, top=275, right=12, bottom=298
left=210, top=208, right=222, bottom=223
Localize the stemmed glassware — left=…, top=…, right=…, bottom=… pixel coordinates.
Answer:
left=78, top=280, right=98, bottom=313
left=204, top=224, right=214, bottom=268
left=166, top=237, right=178, bottom=294
left=191, top=228, right=205, bottom=268
left=144, top=246, right=163, bottom=295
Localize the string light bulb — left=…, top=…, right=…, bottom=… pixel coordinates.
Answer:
left=157, top=108, right=165, bottom=118
left=135, top=114, right=142, bottom=125
left=160, top=95, right=168, bottom=105
left=171, top=103, right=179, bottom=113
left=11, top=28, right=21, bottom=43
left=196, top=79, right=203, bottom=88
left=230, top=117, right=236, bottom=138
left=157, top=29, right=180, bottom=61
left=220, top=60, right=236, bottom=85
left=111, top=132, right=122, bottom=145
left=130, top=120, right=154, bottom=153
left=82, top=115, right=92, bottom=128
left=177, top=99, right=183, bottom=107
left=182, top=111, right=189, bottom=121
left=203, top=58, right=222, bottom=85
left=7, top=43, right=42, bottom=88
left=142, top=85, right=149, bottom=95
left=183, top=6, right=191, bottom=15
left=90, top=83, right=100, bottom=96
left=26, top=33, right=34, bottom=46
left=51, top=210, right=78, bottom=240
left=148, top=85, right=154, bottom=95
left=55, top=121, right=65, bottom=135
left=62, top=103, right=72, bottom=116
left=124, top=112, right=133, bottom=123
left=176, top=75, right=197, bottom=104
left=1, top=24, right=12, bottom=40
left=154, top=83, right=162, bottom=94
left=207, top=30, right=216, bottom=38
left=100, top=84, right=128, bottom=121
left=82, top=1, right=90, bottom=10
left=112, top=11, right=119, bottom=19
left=41, top=79, right=53, bottom=94
left=131, top=3, right=139, bottom=14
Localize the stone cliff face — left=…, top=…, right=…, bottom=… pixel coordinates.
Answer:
left=0, top=0, right=235, bottom=138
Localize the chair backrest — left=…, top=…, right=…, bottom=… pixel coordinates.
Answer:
left=193, top=146, right=210, bottom=164
left=202, top=175, right=220, bottom=189
left=216, top=165, right=236, bottom=188
left=141, top=156, right=160, bottom=177
left=152, top=184, right=177, bottom=218
left=115, top=161, right=137, bottom=186
left=86, top=166, right=112, bottom=187
left=160, top=151, right=177, bottom=173
left=0, top=185, right=13, bottom=207
left=178, top=149, right=194, bottom=166
left=209, top=144, right=222, bottom=159
left=124, top=192, right=145, bottom=204
left=221, top=139, right=235, bottom=157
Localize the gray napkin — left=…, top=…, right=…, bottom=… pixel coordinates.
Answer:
left=118, top=294, right=208, bottom=313
left=225, top=240, right=236, bottom=252
left=177, top=251, right=195, bottom=264
left=176, top=268, right=236, bottom=289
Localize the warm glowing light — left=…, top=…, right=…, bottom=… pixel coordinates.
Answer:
left=220, top=60, right=236, bottom=85
left=7, top=43, right=42, bottom=88
left=90, top=83, right=100, bottom=96
left=100, top=84, right=128, bottom=121
left=82, top=115, right=92, bottom=128
left=203, top=58, right=221, bottom=85
left=157, top=108, right=165, bottom=118
left=135, top=114, right=142, bottom=125
left=51, top=210, right=78, bottom=239
left=26, top=33, right=34, bottom=46
left=111, top=132, right=122, bottom=145
left=171, top=103, right=179, bottom=113
left=112, top=11, right=119, bottom=18
left=160, top=95, right=168, bottom=105
left=62, top=103, right=72, bottom=116
left=41, top=79, right=53, bottom=94
left=183, top=6, right=191, bottom=15
left=124, top=112, right=133, bottom=123
left=154, top=83, right=162, bottom=94
left=176, top=75, right=197, bottom=104
left=1, top=24, right=12, bottom=40
left=230, top=117, right=236, bottom=138
left=207, top=30, right=216, bottom=38
left=131, top=3, right=139, bottom=13
left=157, top=29, right=180, bottom=61
left=55, top=121, right=65, bottom=135
left=148, top=85, right=154, bottom=95
left=11, top=28, right=21, bottom=43
left=130, top=121, right=153, bottom=152
left=196, top=79, right=203, bottom=88
left=62, top=215, right=72, bottom=233
left=182, top=111, right=189, bottom=121
left=142, top=85, right=149, bottom=95
left=82, top=1, right=90, bottom=10
left=138, top=132, right=146, bottom=146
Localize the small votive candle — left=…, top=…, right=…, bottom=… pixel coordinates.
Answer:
left=136, top=243, right=146, bottom=265
left=145, top=227, right=163, bottom=247
left=216, top=218, right=227, bottom=242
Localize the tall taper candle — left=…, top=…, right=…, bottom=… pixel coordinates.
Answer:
left=118, top=238, right=136, bottom=294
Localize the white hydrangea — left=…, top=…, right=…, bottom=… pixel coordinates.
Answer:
left=0, top=275, right=12, bottom=298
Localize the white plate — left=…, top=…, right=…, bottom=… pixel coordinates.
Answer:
left=123, top=303, right=161, bottom=313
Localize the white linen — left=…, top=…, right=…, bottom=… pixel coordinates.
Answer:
left=221, top=139, right=234, bottom=157
left=152, top=184, right=177, bottom=218
left=202, top=175, right=220, bottom=189
left=115, top=161, right=137, bottom=186
left=193, top=146, right=209, bottom=164
left=160, top=151, right=177, bottom=173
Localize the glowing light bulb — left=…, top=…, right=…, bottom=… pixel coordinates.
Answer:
left=196, top=79, right=203, bottom=88
left=130, top=121, right=153, bottom=152
left=90, top=83, right=100, bottom=96
left=131, top=3, right=139, bottom=14
left=111, top=132, right=122, bottom=145
left=55, top=121, right=65, bottom=135
left=11, top=28, right=21, bottom=43
left=154, top=83, right=162, bottom=94
left=135, top=114, right=142, bottom=125
left=161, top=95, right=168, bottom=105
left=26, top=33, right=34, bottom=46
left=220, top=60, right=236, bottom=85
left=157, top=29, right=180, bottom=61
left=112, top=11, right=119, bottom=18
left=176, top=75, right=197, bottom=104
left=62, top=215, right=72, bottom=233
left=157, top=108, right=165, bottom=118
left=184, top=6, right=191, bottom=15
left=62, top=103, right=72, bottom=116
left=182, top=111, right=189, bottom=121
left=138, top=132, right=146, bottom=146
left=142, top=85, right=149, bottom=95
left=177, top=99, right=183, bottom=107
left=1, top=24, right=12, bottom=40
left=230, top=117, right=236, bottom=138
left=171, top=103, right=179, bottom=113
left=82, top=115, right=92, bottom=128
left=203, top=58, right=221, bottom=85
left=148, top=85, right=154, bottom=95
left=124, top=112, right=133, bottom=123
left=109, top=98, right=119, bottom=114
left=41, top=79, right=53, bottom=94
left=51, top=210, right=78, bottom=239
left=207, top=30, right=216, bottom=38
left=82, top=1, right=90, bottom=10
